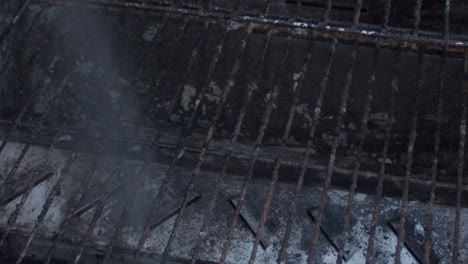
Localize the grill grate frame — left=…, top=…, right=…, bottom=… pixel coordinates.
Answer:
left=0, top=0, right=466, bottom=264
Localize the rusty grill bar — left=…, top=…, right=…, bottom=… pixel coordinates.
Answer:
left=0, top=0, right=467, bottom=264
left=42, top=0, right=468, bottom=53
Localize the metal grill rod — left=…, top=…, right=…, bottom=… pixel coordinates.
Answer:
left=0, top=51, right=59, bottom=198
left=219, top=33, right=293, bottom=264
left=332, top=3, right=374, bottom=264
left=40, top=10, right=145, bottom=262
left=412, top=0, right=423, bottom=35
left=99, top=15, right=171, bottom=264
left=0, top=10, right=63, bottom=103
left=42, top=72, right=122, bottom=264
left=307, top=40, right=358, bottom=263
left=351, top=0, right=363, bottom=28
left=126, top=22, right=212, bottom=264
left=365, top=48, right=402, bottom=264
left=232, top=0, right=242, bottom=14
left=0, top=6, right=47, bottom=76
left=8, top=30, right=105, bottom=261
left=72, top=168, right=119, bottom=264
left=0, top=24, right=76, bottom=247
left=382, top=0, right=392, bottom=31
left=422, top=53, right=446, bottom=264
left=247, top=32, right=313, bottom=264
left=321, top=0, right=333, bottom=25
left=38, top=13, right=170, bottom=264
left=443, top=0, right=451, bottom=40
left=0, top=10, right=63, bottom=197
left=354, top=5, right=399, bottom=257
left=231, top=8, right=337, bottom=261
left=160, top=5, right=273, bottom=264
left=292, top=0, right=301, bottom=20
left=96, top=17, right=227, bottom=264
left=157, top=26, right=230, bottom=264
left=188, top=31, right=272, bottom=264
left=0, top=66, right=72, bottom=249
left=423, top=1, right=452, bottom=262
left=391, top=1, right=426, bottom=262
left=42, top=145, right=93, bottom=263
left=14, top=48, right=99, bottom=264
left=60, top=19, right=161, bottom=258
left=134, top=25, right=252, bottom=264
left=335, top=44, right=379, bottom=264
left=392, top=51, right=423, bottom=264
left=2, top=115, right=465, bottom=193
left=277, top=38, right=336, bottom=263
left=452, top=52, right=467, bottom=264
left=46, top=20, right=191, bottom=264
left=0, top=0, right=32, bottom=45
left=46, top=15, right=191, bottom=264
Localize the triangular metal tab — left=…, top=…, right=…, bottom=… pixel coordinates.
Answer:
left=230, top=195, right=275, bottom=249
left=388, top=214, right=442, bottom=264
left=308, top=204, right=359, bottom=262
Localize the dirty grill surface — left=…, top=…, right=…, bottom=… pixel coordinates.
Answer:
left=0, top=0, right=467, bottom=264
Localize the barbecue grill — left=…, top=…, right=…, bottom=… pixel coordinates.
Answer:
left=0, top=0, right=466, bottom=263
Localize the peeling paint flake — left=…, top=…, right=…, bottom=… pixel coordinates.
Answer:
left=247, top=82, right=258, bottom=91
left=227, top=21, right=243, bottom=31
left=142, top=25, right=158, bottom=41
left=292, top=72, right=302, bottom=92
left=181, top=84, right=196, bottom=111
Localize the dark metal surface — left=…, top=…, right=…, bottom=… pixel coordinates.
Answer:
left=0, top=0, right=466, bottom=264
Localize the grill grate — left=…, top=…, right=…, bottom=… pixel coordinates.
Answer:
left=0, top=0, right=467, bottom=264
